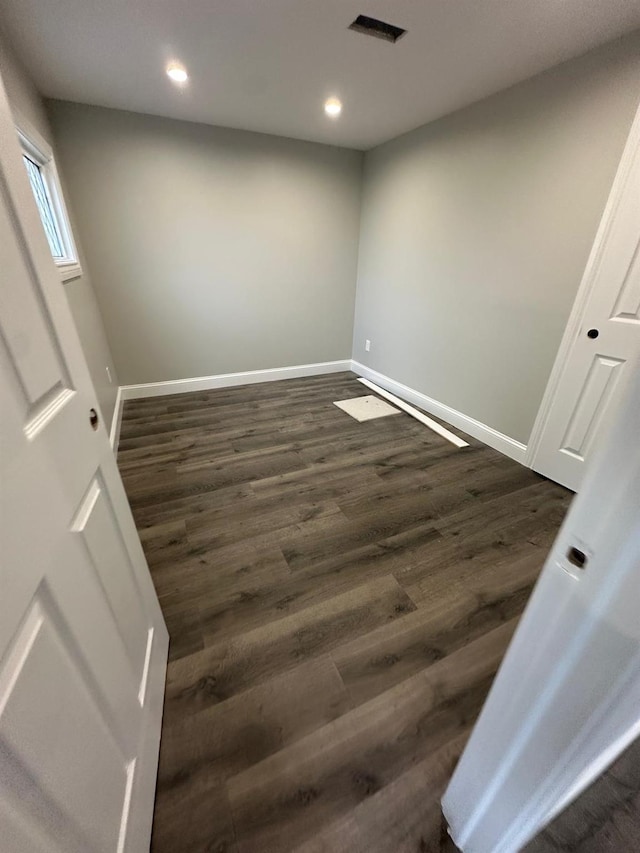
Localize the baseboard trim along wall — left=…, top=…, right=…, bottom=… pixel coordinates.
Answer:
left=110, top=359, right=352, bottom=449
left=351, top=361, right=528, bottom=464
left=109, top=357, right=527, bottom=465
left=356, top=376, right=470, bottom=449
left=119, top=359, right=352, bottom=400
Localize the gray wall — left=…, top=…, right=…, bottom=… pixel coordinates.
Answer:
left=353, top=33, right=640, bottom=445
left=47, top=103, right=363, bottom=386
left=0, top=31, right=120, bottom=429
left=18, top=31, right=640, bottom=447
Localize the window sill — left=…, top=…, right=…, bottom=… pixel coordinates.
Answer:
left=58, top=262, right=82, bottom=283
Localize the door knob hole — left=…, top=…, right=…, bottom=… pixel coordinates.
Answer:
left=587, top=328, right=599, bottom=339
left=89, top=408, right=99, bottom=430
left=567, top=546, right=587, bottom=569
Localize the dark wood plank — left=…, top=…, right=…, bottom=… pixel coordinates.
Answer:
left=226, top=621, right=516, bottom=853
left=157, top=656, right=350, bottom=792
left=117, top=371, right=572, bottom=853
left=292, top=733, right=469, bottom=853
left=164, top=574, right=416, bottom=719
left=151, top=781, right=238, bottom=853
left=185, top=493, right=344, bottom=551
left=131, top=483, right=255, bottom=530
left=333, top=550, right=541, bottom=706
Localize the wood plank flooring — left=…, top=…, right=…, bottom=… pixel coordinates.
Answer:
left=118, top=372, right=571, bottom=853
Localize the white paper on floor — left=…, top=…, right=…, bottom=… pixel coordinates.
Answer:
left=333, top=395, right=402, bottom=422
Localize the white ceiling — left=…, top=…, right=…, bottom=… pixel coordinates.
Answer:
left=1, top=0, right=639, bottom=149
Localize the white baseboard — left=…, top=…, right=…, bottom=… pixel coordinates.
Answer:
left=109, top=385, right=123, bottom=452
left=110, top=357, right=526, bottom=466
left=118, top=359, right=351, bottom=401
left=111, top=359, right=350, bottom=452
left=351, top=360, right=528, bottom=464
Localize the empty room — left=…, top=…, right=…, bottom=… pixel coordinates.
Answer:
left=1, top=1, right=640, bottom=851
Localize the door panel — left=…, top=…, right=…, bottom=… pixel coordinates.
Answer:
left=0, top=63, right=168, bottom=853
left=45, top=530, right=143, bottom=751
left=611, top=239, right=640, bottom=320
left=0, top=177, right=69, bottom=402
left=73, top=476, right=150, bottom=684
left=532, top=106, right=640, bottom=491
left=559, top=354, right=624, bottom=460
left=0, top=780, right=81, bottom=853
left=0, top=599, right=130, bottom=853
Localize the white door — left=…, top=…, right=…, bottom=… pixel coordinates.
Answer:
left=0, top=68, right=168, bottom=853
left=529, top=102, right=640, bottom=492
left=442, top=351, right=640, bottom=852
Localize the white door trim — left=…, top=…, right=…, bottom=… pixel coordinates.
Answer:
left=525, top=99, right=640, bottom=471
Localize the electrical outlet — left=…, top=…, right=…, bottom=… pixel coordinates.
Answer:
left=365, top=339, right=371, bottom=352
left=106, top=366, right=113, bottom=384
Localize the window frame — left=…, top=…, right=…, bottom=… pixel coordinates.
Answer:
left=16, top=118, right=82, bottom=283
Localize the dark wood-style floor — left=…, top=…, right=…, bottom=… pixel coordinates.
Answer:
left=118, top=372, right=571, bottom=853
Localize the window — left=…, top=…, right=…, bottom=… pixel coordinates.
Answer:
left=17, top=122, right=81, bottom=282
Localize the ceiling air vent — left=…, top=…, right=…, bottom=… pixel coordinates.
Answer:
left=348, top=14, right=406, bottom=43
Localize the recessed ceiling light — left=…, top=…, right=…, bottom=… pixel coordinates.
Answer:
left=166, top=63, right=188, bottom=84
left=324, top=97, right=342, bottom=118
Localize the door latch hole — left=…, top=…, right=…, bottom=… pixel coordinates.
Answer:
left=567, top=546, right=587, bottom=569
